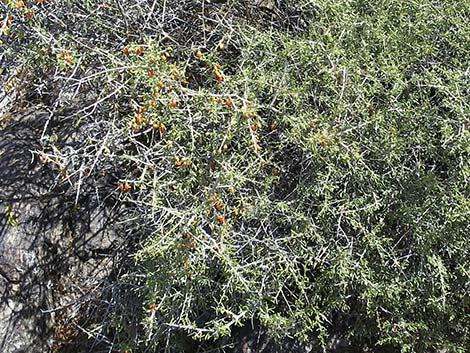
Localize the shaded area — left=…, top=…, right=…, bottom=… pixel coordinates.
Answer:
left=0, top=106, right=127, bottom=352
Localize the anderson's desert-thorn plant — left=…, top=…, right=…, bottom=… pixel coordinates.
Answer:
left=2, top=0, right=469, bottom=352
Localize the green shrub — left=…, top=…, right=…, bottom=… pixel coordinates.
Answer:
left=2, top=0, right=468, bottom=352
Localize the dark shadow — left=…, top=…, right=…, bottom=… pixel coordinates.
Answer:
left=0, top=107, right=130, bottom=353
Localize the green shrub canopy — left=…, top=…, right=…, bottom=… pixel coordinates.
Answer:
left=1, top=0, right=468, bottom=352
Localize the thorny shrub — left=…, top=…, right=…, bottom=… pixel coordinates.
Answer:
left=1, top=0, right=469, bottom=352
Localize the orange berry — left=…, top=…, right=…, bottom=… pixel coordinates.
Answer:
left=122, top=47, right=129, bottom=54
left=215, top=202, right=223, bottom=210
left=153, top=91, right=159, bottom=98
left=251, top=124, right=258, bottom=131
left=26, top=11, right=34, bottom=19
left=183, top=233, right=192, bottom=240
left=216, top=76, right=224, bottom=83
left=149, top=304, right=156, bottom=310
left=123, top=183, right=132, bottom=191
left=118, top=183, right=124, bottom=191
left=137, top=107, right=147, bottom=114
left=148, top=70, right=155, bottom=77
left=158, top=81, right=164, bottom=88
left=217, top=215, right=225, bottom=224
left=169, top=101, right=177, bottom=108
left=175, top=158, right=183, bottom=166
left=225, top=99, right=232, bottom=107
left=132, top=124, right=139, bottom=131
left=188, top=242, right=195, bottom=249
left=150, top=102, right=157, bottom=108
left=135, top=46, right=144, bottom=55
left=65, top=56, right=73, bottom=63
left=195, top=50, right=202, bottom=59
left=16, top=1, right=24, bottom=9
left=36, top=0, right=45, bottom=3
left=135, top=114, right=145, bottom=123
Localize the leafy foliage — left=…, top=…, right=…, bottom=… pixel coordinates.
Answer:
left=1, top=0, right=469, bottom=352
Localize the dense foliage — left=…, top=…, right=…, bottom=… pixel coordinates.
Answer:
left=1, top=0, right=469, bottom=352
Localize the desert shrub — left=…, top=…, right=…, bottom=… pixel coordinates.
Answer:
left=1, top=0, right=469, bottom=352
